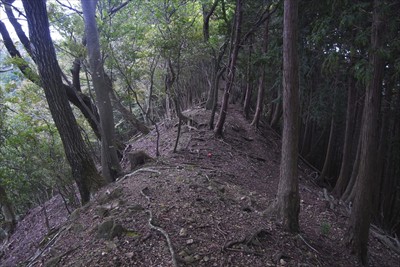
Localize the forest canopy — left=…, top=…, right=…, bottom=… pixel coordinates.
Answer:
left=0, top=0, right=399, bottom=265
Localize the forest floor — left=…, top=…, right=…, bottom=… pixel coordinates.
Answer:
left=1, top=103, right=399, bottom=267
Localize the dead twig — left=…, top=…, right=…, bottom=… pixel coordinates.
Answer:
left=140, top=188, right=178, bottom=267
left=297, top=234, right=320, bottom=254
left=26, top=227, right=67, bottom=267
left=118, top=168, right=161, bottom=182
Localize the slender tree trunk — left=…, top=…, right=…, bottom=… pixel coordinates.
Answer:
left=270, top=95, right=282, bottom=129
left=22, top=0, right=105, bottom=204
left=342, top=135, right=361, bottom=203
left=251, top=17, right=270, bottom=128
left=81, top=0, right=121, bottom=182
left=202, top=0, right=219, bottom=42
left=209, top=68, right=224, bottom=129
left=243, top=36, right=254, bottom=119
left=317, top=114, right=335, bottom=185
left=333, top=74, right=357, bottom=196
left=347, top=1, right=385, bottom=264
left=214, top=0, right=242, bottom=137
left=271, top=0, right=300, bottom=233
left=146, top=56, right=158, bottom=121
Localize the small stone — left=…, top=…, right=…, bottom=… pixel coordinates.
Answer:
left=178, top=250, right=188, bottom=257
left=95, top=206, right=109, bottom=217
left=186, top=238, right=194, bottom=244
left=125, top=252, right=134, bottom=259
left=280, top=259, right=287, bottom=265
left=97, top=219, right=115, bottom=239
left=105, top=241, right=117, bottom=250
left=203, top=256, right=210, bottom=262
left=182, top=255, right=195, bottom=263
left=110, top=224, right=125, bottom=239
left=179, top=228, right=187, bottom=237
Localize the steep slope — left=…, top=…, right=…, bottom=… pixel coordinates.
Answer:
left=1, top=104, right=399, bottom=266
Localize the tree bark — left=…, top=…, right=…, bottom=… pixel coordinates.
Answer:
left=81, top=0, right=121, bottom=183
left=214, top=0, right=242, bottom=137
left=271, top=0, right=300, bottom=233
left=251, top=17, right=270, bottom=128
left=317, top=114, right=335, bottom=185
left=243, top=36, right=253, bottom=119
left=347, top=1, right=385, bottom=264
left=270, top=94, right=282, bottom=129
left=22, top=0, right=105, bottom=204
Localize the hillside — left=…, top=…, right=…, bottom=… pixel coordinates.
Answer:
left=1, top=105, right=399, bottom=267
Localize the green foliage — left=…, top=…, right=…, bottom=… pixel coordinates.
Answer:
left=0, top=81, right=71, bottom=216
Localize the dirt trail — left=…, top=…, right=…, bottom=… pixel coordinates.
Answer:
left=1, top=104, right=399, bottom=267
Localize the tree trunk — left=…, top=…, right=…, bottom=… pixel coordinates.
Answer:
left=81, top=0, right=121, bottom=183
left=333, top=74, right=356, bottom=196
left=372, top=86, right=392, bottom=219
left=347, top=1, right=385, bottom=264
left=251, top=17, right=270, bottom=128
left=317, top=114, right=335, bottom=185
left=271, top=0, right=300, bottom=233
left=270, top=93, right=282, bottom=129
left=243, top=36, right=254, bottom=119
left=202, top=0, right=219, bottom=42
left=214, top=0, right=243, bottom=137
left=22, top=0, right=105, bottom=204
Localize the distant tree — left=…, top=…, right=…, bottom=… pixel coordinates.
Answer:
left=214, top=0, right=243, bottom=137
left=21, top=0, right=105, bottom=204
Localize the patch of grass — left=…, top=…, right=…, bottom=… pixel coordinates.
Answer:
left=320, top=221, right=331, bottom=236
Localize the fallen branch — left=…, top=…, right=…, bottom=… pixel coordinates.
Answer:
left=297, top=234, right=319, bottom=254
left=26, top=227, right=67, bottom=267
left=118, top=168, right=161, bottom=182
left=323, top=188, right=336, bottom=210
left=140, top=188, right=178, bottom=267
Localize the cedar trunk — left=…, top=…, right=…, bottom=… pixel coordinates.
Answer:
left=347, top=1, right=385, bottom=264
left=275, top=0, right=300, bottom=233
left=251, top=17, right=270, bottom=128
left=333, top=74, right=356, bottom=196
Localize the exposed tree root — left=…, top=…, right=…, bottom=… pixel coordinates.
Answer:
left=223, top=229, right=270, bottom=255
left=140, top=188, right=178, bottom=267
left=370, top=225, right=400, bottom=255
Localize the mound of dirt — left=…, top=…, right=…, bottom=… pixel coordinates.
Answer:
left=1, top=105, right=399, bottom=266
